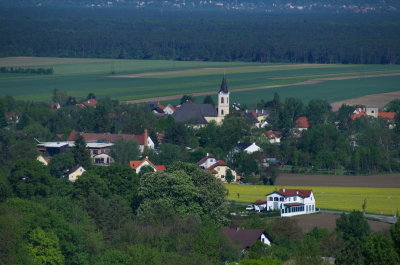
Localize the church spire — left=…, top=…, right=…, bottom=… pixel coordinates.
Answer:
left=219, top=74, right=229, bottom=94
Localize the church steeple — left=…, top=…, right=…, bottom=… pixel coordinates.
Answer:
left=219, top=74, right=229, bottom=94
left=218, top=74, right=230, bottom=118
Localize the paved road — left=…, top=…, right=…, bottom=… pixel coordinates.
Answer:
left=320, top=209, right=398, bottom=224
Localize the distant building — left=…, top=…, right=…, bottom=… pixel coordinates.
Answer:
left=222, top=228, right=271, bottom=249
left=172, top=75, right=230, bottom=127
left=129, top=157, right=166, bottom=174
left=234, top=142, right=261, bottom=154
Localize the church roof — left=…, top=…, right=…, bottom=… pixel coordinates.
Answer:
left=172, top=103, right=217, bottom=124
left=219, top=74, right=229, bottom=94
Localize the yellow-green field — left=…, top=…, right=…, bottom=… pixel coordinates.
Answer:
left=225, top=184, right=400, bottom=216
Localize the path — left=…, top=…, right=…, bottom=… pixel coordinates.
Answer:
left=320, top=209, right=397, bottom=224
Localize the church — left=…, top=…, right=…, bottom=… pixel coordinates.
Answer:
left=172, top=75, right=230, bottom=126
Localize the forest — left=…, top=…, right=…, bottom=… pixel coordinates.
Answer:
left=1, top=7, right=400, bottom=64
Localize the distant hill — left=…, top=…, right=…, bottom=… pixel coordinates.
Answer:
left=2, top=0, right=400, bottom=13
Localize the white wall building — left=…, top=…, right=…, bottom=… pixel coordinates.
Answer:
left=265, top=188, right=316, bottom=217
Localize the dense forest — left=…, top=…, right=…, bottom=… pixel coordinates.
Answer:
left=1, top=8, right=400, bottom=64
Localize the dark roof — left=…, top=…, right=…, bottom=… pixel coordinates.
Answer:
left=222, top=228, right=265, bottom=249
left=242, top=112, right=259, bottom=124
left=196, top=154, right=216, bottom=165
left=219, top=74, right=229, bottom=94
left=235, top=142, right=253, bottom=151
left=172, top=103, right=217, bottom=124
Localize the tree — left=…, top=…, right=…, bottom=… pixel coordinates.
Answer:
left=225, top=169, right=234, bottom=183
left=73, top=136, right=91, bottom=168
left=110, top=138, right=140, bottom=165
left=363, top=232, right=400, bottom=265
left=0, top=104, right=7, bottom=128
left=136, top=171, right=202, bottom=220
left=26, top=227, right=64, bottom=265
left=155, top=143, right=184, bottom=165
left=72, top=172, right=110, bottom=199
left=180, top=95, right=194, bottom=104
left=391, top=219, right=400, bottom=256
left=167, top=162, right=228, bottom=223
left=48, top=151, right=75, bottom=177
left=139, top=165, right=155, bottom=177
left=336, top=211, right=370, bottom=241
left=203, top=95, right=215, bottom=106
left=9, top=159, right=53, bottom=198
left=305, top=99, right=331, bottom=127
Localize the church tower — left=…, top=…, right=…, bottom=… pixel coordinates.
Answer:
left=218, top=74, right=230, bottom=118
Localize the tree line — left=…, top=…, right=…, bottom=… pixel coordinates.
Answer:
left=0, top=67, right=53, bottom=75
left=1, top=8, right=400, bottom=64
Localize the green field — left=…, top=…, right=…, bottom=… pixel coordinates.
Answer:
left=225, top=184, right=400, bottom=216
left=1, top=57, right=400, bottom=105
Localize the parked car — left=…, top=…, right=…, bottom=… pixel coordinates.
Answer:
left=245, top=205, right=254, bottom=211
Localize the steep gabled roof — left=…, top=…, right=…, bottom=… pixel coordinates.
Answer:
left=172, top=103, right=217, bottom=124
left=196, top=153, right=216, bottom=166
left=219, top=74, right=229, bottom=94
left=222, top=228, right=266, bottom=249
left=207, top=160, right=227, bottom=170
left=129, top=157, right=166, bottom=172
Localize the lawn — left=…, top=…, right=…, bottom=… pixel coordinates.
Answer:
left=1, top=57, right=400, bottom=105
left=225, top=184, right=400, bottom=216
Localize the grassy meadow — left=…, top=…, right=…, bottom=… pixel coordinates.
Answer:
left=1, top=57, right=400, bottom=105
left=225, top=184, right=400, bottom=216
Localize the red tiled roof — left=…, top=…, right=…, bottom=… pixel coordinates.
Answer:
left=83, top=98, right=98, bottom=107
left=207, top=160, right=227, bottom=170
left=296, top=117, right=309, bottom=129
left=129, top=157, right=165, bottom=172
left=378, top=112, right=396, bottom=119
left=255, top=200, right=267, bottom=204
left=207, top=168, right=218, bottom=174
left=222, top=228, right=266, bottom=249
left=277, top=188, right=312, bottom=198
left=67, top=130, right=147, bottom=145
left=156, top=103, right=165, bottom=110
left=350, top=112, right=366, bottom=120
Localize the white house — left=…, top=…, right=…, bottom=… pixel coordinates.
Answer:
left=196, top=153, right=218, bottom=169
left=264, top=188, right=316, bottom=217
left=129, top=157, right=166, bottom=174
left=93, top=153, right=114, bottom=165
left=234, top=142, right=261, bottom=154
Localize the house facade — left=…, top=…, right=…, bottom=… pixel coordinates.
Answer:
left=234, top=142, right=261, bottom=154
left=206, top=160, right=240, bottom=183
left=67, top=165, right=86, bottom=182
left=264, top=188, right=316, bottom=217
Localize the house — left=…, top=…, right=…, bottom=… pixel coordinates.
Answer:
left=129, top=157, right=166, bottom=174
left=295, top=117, right=309, bottom=131
left=222, top=228, right=271, bottom=249
left=264, top=188, right=316, bottom=217
left=243, top=109, right=269, bottom=128
left=67, top=165, right=86, bottom=182
left=81, top=98, right=98, bottom=108
left=206, top=160, right=241, bottom=183
left=196, top=153, right=218, bottom=169
left=36, top=141, right=69, bottom=156
left=163, top=104, right=176, bottom=115
left=36, top=155, right=51, bottom=166
left=234, top=142, right=261, bottom=154
left=265, top=130, right=281, bottom=144
left=171, top=75, right=230, bottom=126
left=93, top=153, right=114, bottom=166
left=67, top=129, right=154, bottom=152
left=48, top=102, right=61, bottom=110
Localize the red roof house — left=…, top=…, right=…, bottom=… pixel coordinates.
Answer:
left=295, top=117, right=310, bottom=129
left=129, top=157, right=166, bottom=174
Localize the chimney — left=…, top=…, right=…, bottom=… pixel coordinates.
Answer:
left=296, top=191, right=299, bottom=195
left=206, top=153, right=209, bottom=157
left=283, top=188, right=285, bottom=192
left=144, top=129, right=148, bottom=148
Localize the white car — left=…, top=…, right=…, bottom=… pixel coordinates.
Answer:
left=245, top=205, right=254, bottom=211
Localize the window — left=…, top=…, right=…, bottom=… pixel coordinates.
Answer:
left=294, top=197, right=297, bottom=201
left=269, top=197, right=273, bottom=201
left=221, top=109, right=224, bottom=115
left=274, top=197, right=278, bottom=201
left=221, top=97, right=224, bottom=104
left=280, top=197, right=284, bottom=201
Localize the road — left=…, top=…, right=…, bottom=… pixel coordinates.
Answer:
left=320, top=209, right=398, bottom=224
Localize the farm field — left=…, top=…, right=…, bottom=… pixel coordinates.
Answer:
left=1, top=57, right=400, bottom=105
left=276, top=173, right=400, bottom=188
left=292, top=213, right=392, bottom=233
left=225, top=184, right=400, bottom=216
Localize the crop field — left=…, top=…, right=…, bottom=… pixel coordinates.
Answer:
left=225, top=184, right=400, bottom=216
left=1, top=57, right=400, bottom=105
